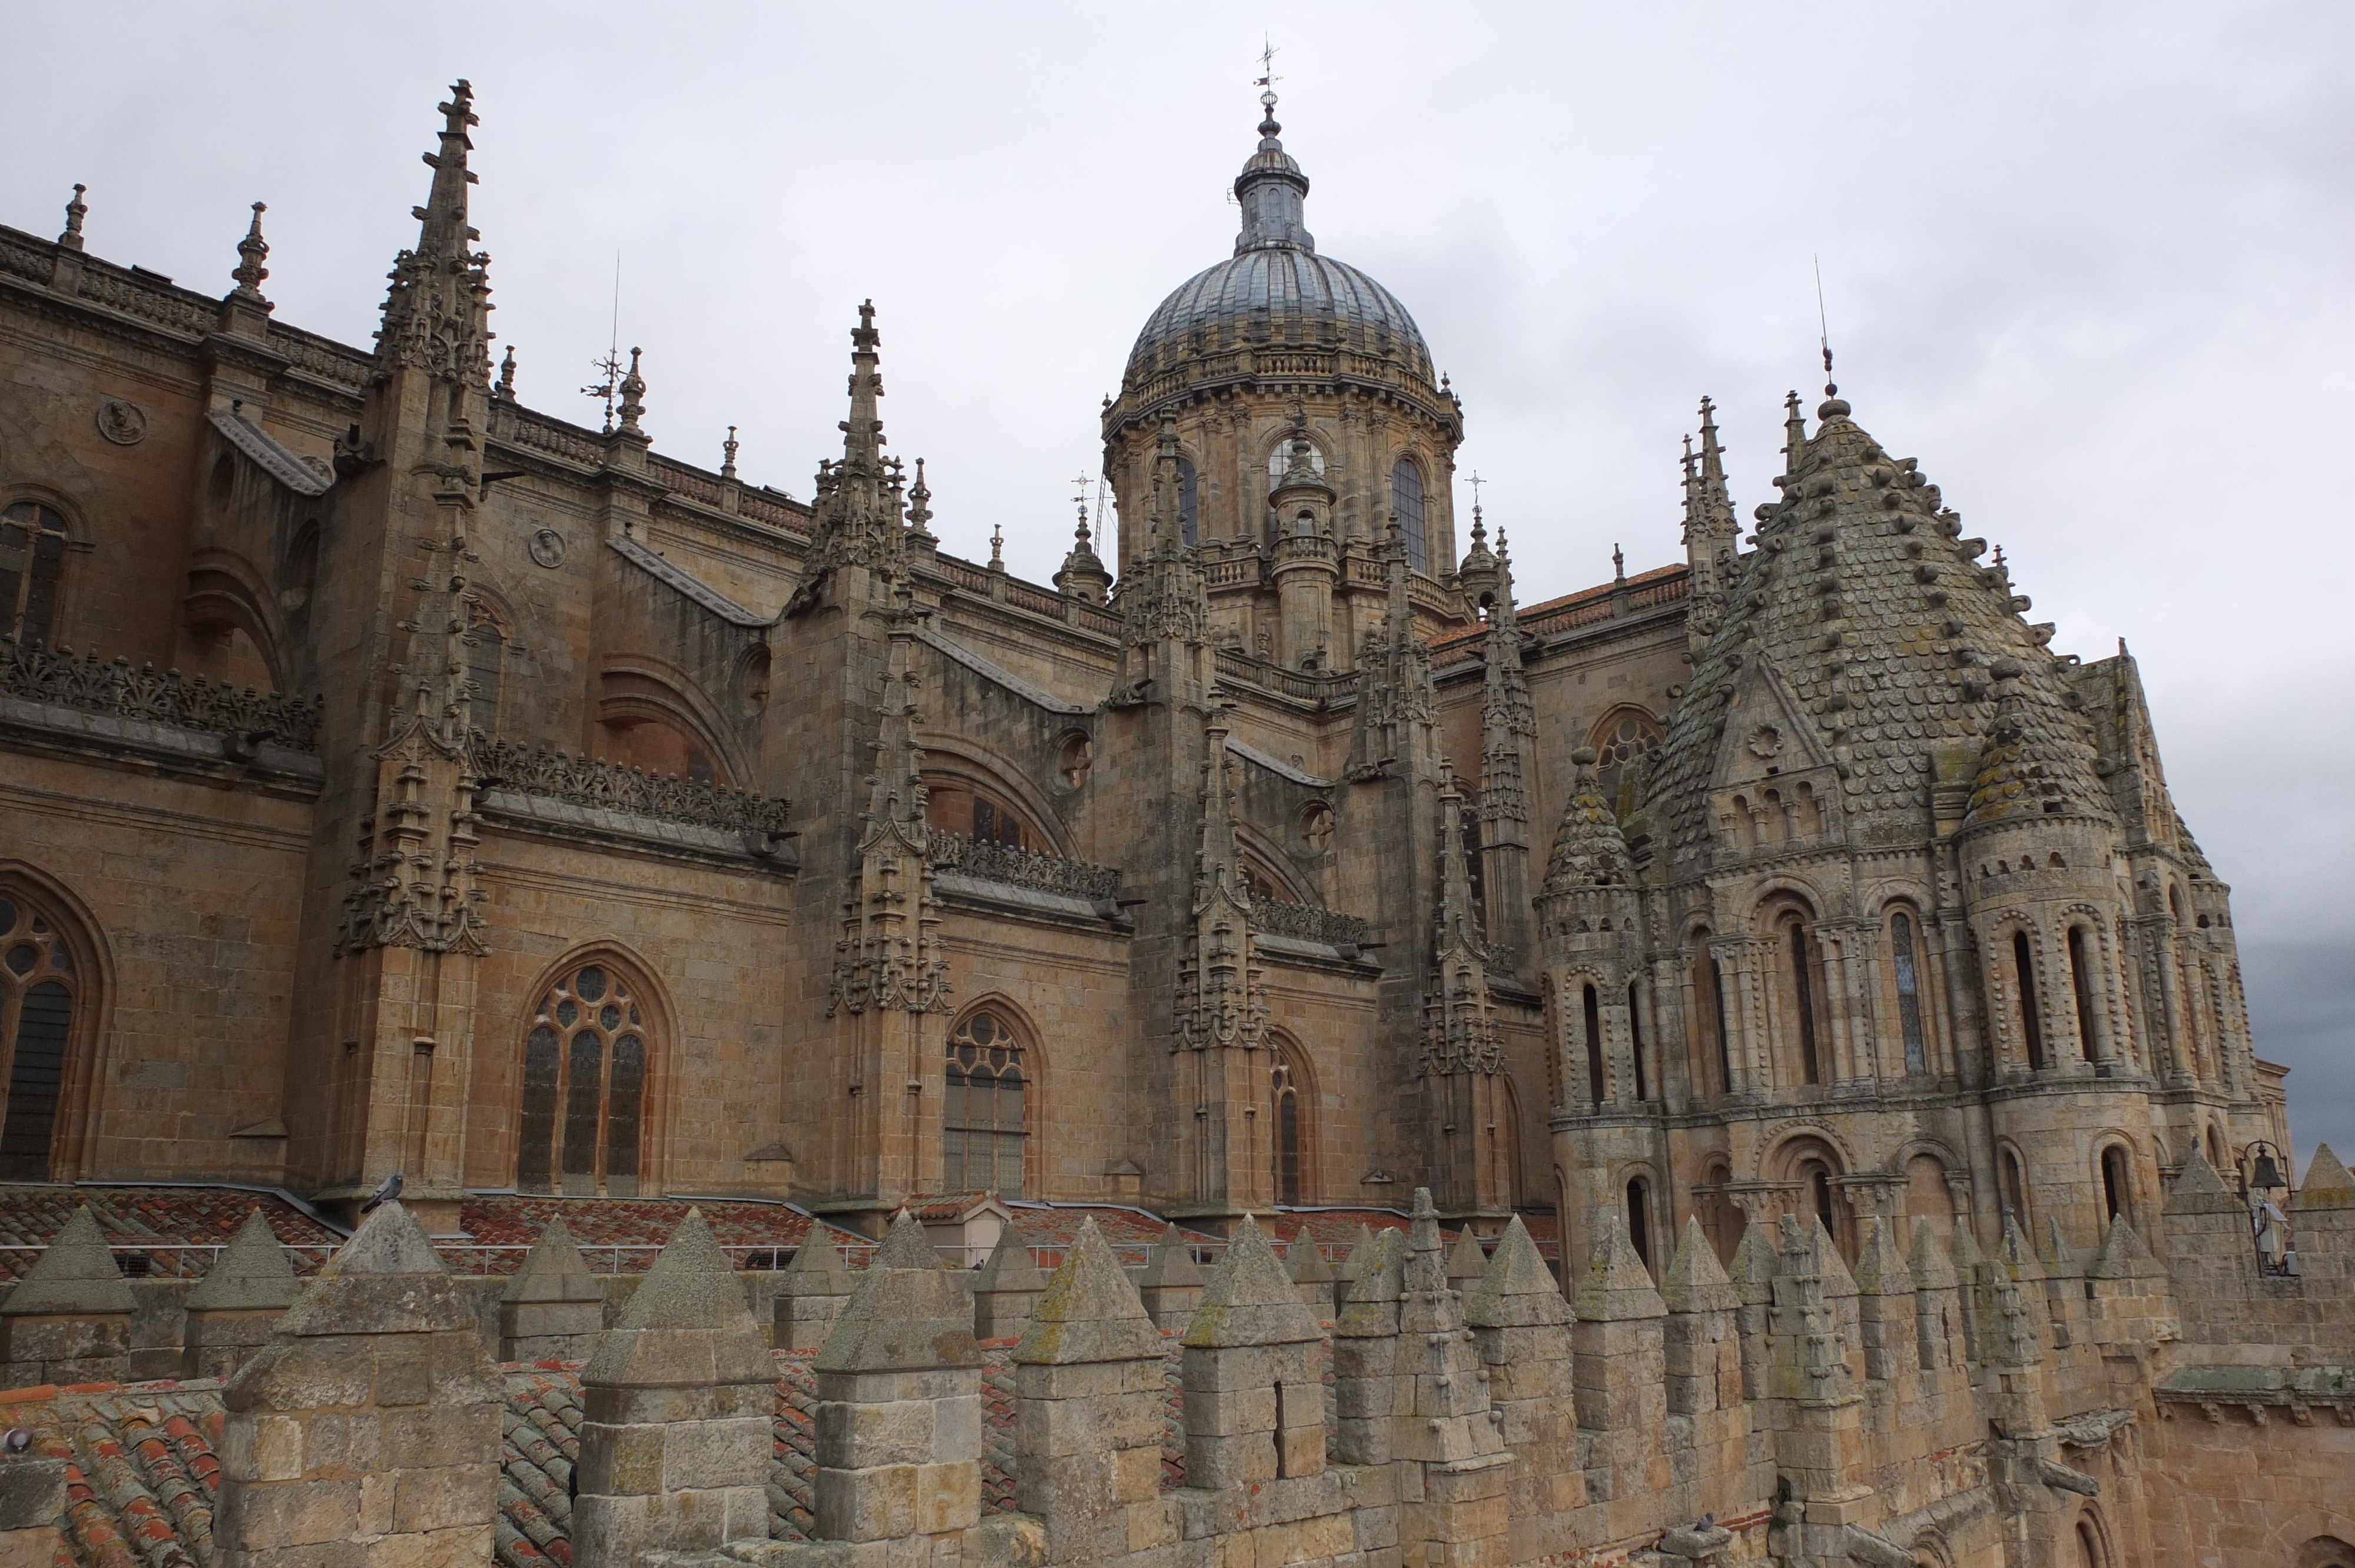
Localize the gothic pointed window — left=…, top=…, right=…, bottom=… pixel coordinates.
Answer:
left=517, top=961, right=650, bottom=1196
left=1890, top=911, right=1928, bottom=1075
left=0, top=895, right=77, bottom=1181
left=1590, top=709, right=1664, bottom=817
left=0, top=503, right=71, bottom=647
left=466, top=610, right=506, bottom=730
left=1177, top=458, right=1199, bottom=546
left=945, top=1008, right=1026, bottom=1196
left=1390, top=459, right=1427, bottom=573
left=1272, top=1056, right=1302, bottom=1206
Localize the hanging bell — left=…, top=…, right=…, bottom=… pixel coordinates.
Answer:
left=2250, top=1150, right=2285, bottom=1192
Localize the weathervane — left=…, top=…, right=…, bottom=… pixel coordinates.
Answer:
left=1815, top=254, right=1836, bottom=396
left=1256, top=35, right=1282, bottom=93
left=1467, top=469, right=1487, bottom=514
left=581, top=253, right=625, bottom=433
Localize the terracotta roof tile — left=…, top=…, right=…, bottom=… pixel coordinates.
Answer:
left=0, top=1187, right=340, bottom=1280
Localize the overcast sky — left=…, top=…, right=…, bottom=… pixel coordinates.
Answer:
left=11, top=4, right=2350, bottom=1168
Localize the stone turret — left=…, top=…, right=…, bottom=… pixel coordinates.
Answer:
left=184, top=1207, right=301, bottom=1378
left=1137, top=1221, right=1206, bottom=1330
left=973, top=1221, right=1047, bottom=1341
left=811, top=1214, right=984, bottom=1544
left=216, top=1201, right=503, bottom=1568
left=1180, top=1214, right=1327, bottom=1488
left=0, top=1204, right=134, bottom=1384
left=574, top=1208, right=774, bottom=1562
left=774, top=1222, right=856, bottom=1350
left=498, top=1216, right=602, bottom=1363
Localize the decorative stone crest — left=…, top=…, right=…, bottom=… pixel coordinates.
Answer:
left=94, top=398, right=145, bottom=445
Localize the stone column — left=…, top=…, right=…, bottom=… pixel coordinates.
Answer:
left=573, top=1208, right=774, bottom=1563
left=1659, top=1217, right=1744, bottom=1534
left=1287, top=1235, right=1338, bottom=1318
left=499, top=1217, right=604, bottom=1364
left=810, top=1214, right=983, bottom=1544
left=215, top=1201, right=502, bottom=1568
left=1849, top=1216, right=1917, bottom=1409
left=1330, top=1226, right=1407, bottom=1467
left=1011, top=1217, right=1174, bottom=1563
left=772, top=1224, right=855, bottom=1351
left=1468, top=1215, right=1582, bottom=1553
left=0, top=1205, right=132, bottom=1387
left=1179, top=1215, right=1328, bottom=1490
left=1392, top=1190, right=1510, bottom=1568
left=1136, top=1222, right=1205, bottom=1333
left=1571, top=1207, right=1667, bottom=1542
left=973, top=1222, right=1047, bottom=1343
left=184, top=1208, right=300, bottom=1380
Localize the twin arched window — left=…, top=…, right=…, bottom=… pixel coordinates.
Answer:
left=944, top=1008, right=1026, bottom=1196
left=0, top=895, right=75, bottom=1180
left=1, top=502, right=70, bottom=647
left=1390, top=459, right=1427, bottom=573
left=518, top=962, right=648, bottom=1196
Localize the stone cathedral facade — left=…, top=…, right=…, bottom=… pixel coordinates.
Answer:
left=0, top=83, right=2346, bottom=1567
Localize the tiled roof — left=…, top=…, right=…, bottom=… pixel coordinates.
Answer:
left=1001, top=1204, right=1223, bottom=1266
left=0, top=1185, right=342, bottom=1281
left=455, top=1195, right=864, bottom=1273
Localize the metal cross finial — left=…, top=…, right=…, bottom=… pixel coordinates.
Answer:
left=1467, top=470, right=1486, bottom=511
left=1072, top=472, right=1093, bottom=510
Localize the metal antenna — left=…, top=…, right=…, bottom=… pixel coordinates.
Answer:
left=581, top=251, right=625, bottom=433
left=1814, top=254, right=1835, bottom=395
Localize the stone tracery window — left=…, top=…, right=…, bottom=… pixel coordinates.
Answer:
left=1389, top=458, right=1427, bottom=572
left=0, top=502, right=71, bottom=647
left=518, top=961, right=649, bottom=1196
left=0, top=895, right=76, bottom=1180
left=1590, top=710, right=1663, bottom=816
left=944, top=1008, right=1026, bottom=1196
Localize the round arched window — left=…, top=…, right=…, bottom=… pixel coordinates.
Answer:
left=518, top=962, right=649, bottom=1196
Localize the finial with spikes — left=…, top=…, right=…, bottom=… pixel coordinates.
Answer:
left=907, top=457, right=934, bottom=540
left=616, top=347, right=646, bottom=436
left=59, top=184, right=87, bottom=251
left=989, top=520, right=1005, bottom=571
left=230, top=202, right=270, bottom=300
left=495, top=345, right=517, bottom=401
left=721, top=424, right=739, bottom=480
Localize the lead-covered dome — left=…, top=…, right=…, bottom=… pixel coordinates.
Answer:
left=1120, top=92, right=1435, bottom=393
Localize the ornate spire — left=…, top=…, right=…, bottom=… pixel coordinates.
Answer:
left=230, top=202, right=271, bottom=301
left=830, top=579, right=951, bottom=1017
left=494, top=346, right=518, bottom=402
left=1540, top=748, right=1632, bottom=894
left=1054, top=493, right=1112, bottom=604
left=1175, top=705, right=1267, bottom=1055
left=1475, top=530, right=1534, bottom=955
left=1233, top=85, right=1314, bottom=254
left=787, top=301, right=909, bottom=613
left=58, top=183, right=87, bottom=251
left=374, top=80, right=494, bottom=387
left=615, top=347, right=646, bottom=436
left=721, top=425, right=739, bottom=480
left=1963, top=660, right=2115, bottom=832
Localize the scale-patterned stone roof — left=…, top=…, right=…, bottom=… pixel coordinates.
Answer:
left=1643, top=391, right=2108, bottom=861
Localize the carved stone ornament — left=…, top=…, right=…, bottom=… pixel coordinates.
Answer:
left=95, top=398, right=147, bottom=446
left=529, top=527, right=568, bottom=569
left=1747, top=724, right=1784, bottom=760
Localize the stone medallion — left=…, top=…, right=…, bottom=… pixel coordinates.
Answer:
left=95, top=398, right=147, bottom=445
left=529, top=527, right=568, bottom=569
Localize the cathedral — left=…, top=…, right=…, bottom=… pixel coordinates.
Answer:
left=0, top=81, right=2346, bottom=1568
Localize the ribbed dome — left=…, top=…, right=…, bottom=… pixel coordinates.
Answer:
left=1126, top=250, right=1431, bottom=384
left=1120, top=92, right=1435, bottom=393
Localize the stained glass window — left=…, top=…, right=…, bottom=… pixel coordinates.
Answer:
left=1389, top=459, right=1426, bottom=572
left=0, top=503, right=70, bottom=647
left=944, top=1009, right=1025, bottom=1197
left=517, top=961, right=648, bottom=1195
left=0, top=896, right=75, bottom=1180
